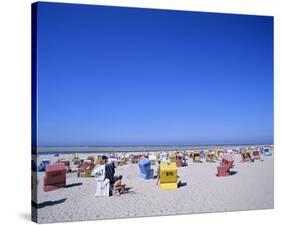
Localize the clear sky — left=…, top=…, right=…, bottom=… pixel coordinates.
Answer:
left=36, top=2, right=273, bottom=146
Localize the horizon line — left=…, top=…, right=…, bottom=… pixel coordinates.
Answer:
left=37, top=142, right=274, bottom=148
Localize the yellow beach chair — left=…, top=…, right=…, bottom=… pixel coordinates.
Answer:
left=206, top=152, right=216, bottom=162
left=160, top=162, right=178, bottom=190
left=193, top=152, right=201, bottom=163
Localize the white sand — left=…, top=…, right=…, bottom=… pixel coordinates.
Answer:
left=32, top=154, right=274, bottom=223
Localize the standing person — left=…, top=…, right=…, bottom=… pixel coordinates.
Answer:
left=155, top=160, right=161, bottom=185
left=101, top=155, right=116, bottom=195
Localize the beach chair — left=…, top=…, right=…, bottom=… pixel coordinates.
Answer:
left=206, top=152, right=216, bottom=163
left=252, top=150, right=261, bottom=160
left=57, top=159, right=71, bottom=172
left=240, top=150, right=252, bottom=162
left=72, top=157, right=81, bottom=166
left=43, top=163, right=66, bottom=192
left=200, top=150, right=204, bottom=160
left=169, top=155, right=176, bottom=163
left=138, top=159, right=153, bottom=179
left=160, top=162, right=179, bottom=190
left=149, top=153, right=157, bottom=162
left=38, top=159, right=51, bottom=172
left=87, top=155, right=94, bottom=162
left=57, top=159, right=70, bottom=166
left=118, top=158, right=127, bottom=166
left=216, top=158, right=234, bottom=177
left=130, top=154, right=142, bottom=164
left=263, top=149, right=272, bottom=156
left=193, top=152, right=201, bottom=163
left=160, top=152, right=169, bottom=162
left=94, top=165, right=110, bottom=197
left=217, top=150, right=224, bottom=161
left=77, top=159, right=94, bottom=177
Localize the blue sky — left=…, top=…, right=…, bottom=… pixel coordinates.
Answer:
left=36, top=2, right=273, bottom=146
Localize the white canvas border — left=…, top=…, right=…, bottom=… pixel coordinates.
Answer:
left=0, top=0, right=280, bottom=224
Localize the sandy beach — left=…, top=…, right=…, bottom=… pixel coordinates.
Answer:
left=32, top=151, right=273, bottom=223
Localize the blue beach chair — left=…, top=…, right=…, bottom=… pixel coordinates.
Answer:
left=138, top=159, right=153, bottom=179
left=38, top=159, right=51, bottom=172
left=200, top=150, right=204, bottom=160
left=263, top=149, right=272, bottom=156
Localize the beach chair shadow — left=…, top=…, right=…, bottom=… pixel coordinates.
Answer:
left=32, top=198, right=67, bottom=209
left=229, top=171, right=238, bottom=176
left=65, top=182, right=83, bottom=188
left=178, top=182, right=187, bottom=188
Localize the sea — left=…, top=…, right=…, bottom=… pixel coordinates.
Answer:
left=35, top=144, right=273, bottom=155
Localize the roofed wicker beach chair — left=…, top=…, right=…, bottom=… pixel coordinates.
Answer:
left=193, top=152, right=202, bottom=163
left=94, top=164, right=110, bottom=197
left=252, top=150, right=263, bottom=161
left=38, top=159, right=51, bottom=172
left=77, top=159, right=94, bottom=177
left=57, top=159, right=71, bottom=172
left=206, top=152, right=217, bottom=163
left=72, top=156, right=81, bottom=166
left=216, top=158, right=234, bottom=177
left=159, top=162, right=179, bottom=190
left=43, top=163, right=66, bottom=192
left=240, top=150, right=253, bottom=162
left=138, top=159, right=154, bottom=179
left=263, top=148, right=272, bottom=156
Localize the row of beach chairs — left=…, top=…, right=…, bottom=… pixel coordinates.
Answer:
left=37, top=148, right=272, bottom=194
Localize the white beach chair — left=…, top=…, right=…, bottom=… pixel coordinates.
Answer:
left=160, top=152, right=169, bottom=162
left=95, top=178, right=110, bottom=197
left=94, top=165, right=110, bottom=197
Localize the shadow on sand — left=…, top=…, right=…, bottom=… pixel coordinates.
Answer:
left=124, top=187, right=133, bottom=192
left=65, top=182, right=83, bottom=188
left=178, top=182, right=187, bottom=188
left=32, top=198, right=67, bottom=209
left=229, top=171, right=238, bottom=176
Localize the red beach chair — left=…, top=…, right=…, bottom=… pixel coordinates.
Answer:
left=217, top=158, right=234, bottom=177
left=217, top=166, right=228, bottom=176
left=87, top=156, right=94, bottom=162
left=252, top=150, right=261, bottom=160
left=58, top=159, right=70, bottom=167
left=43, top=163, right=66, bottom=192
left=57, top=159, right=71, bottom=172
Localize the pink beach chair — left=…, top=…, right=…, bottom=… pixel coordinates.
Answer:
left=217, top=158, right=234, bottom=177
left=57, top=159, right=71, bottom=172
left=252, top=150, right=262, bottom=161
left=87, top=156, right=94, bottom=162
left=43, top=163, right=66, bottom=192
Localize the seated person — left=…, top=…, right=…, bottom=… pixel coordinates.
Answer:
left=113, top=175, right=127, bottom=195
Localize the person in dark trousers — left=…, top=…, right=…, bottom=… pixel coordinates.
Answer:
left=101, top=155, right=116, bottom=196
